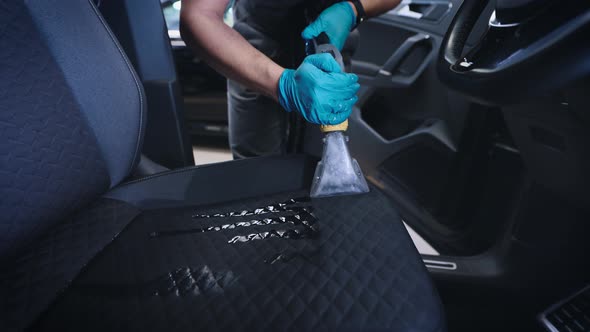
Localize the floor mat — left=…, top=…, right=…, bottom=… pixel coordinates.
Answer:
left=33, top=189, right=444, bottom=332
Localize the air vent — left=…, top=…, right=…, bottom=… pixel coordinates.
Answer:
left=540, top=285, right=590, bottom=332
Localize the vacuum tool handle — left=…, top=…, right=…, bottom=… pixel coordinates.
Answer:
left=309, top=32, right=345, bottom=72
left=320, top=119, right=349, bottom=132
left=308, top=32, right=348, bottom=132
left=315, top=32, right=331, bottom=45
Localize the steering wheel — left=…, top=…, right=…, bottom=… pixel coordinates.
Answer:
left=437, top=0, right=590, bottom=105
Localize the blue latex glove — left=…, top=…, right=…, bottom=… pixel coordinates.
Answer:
left=301, top=2, right=356, bottom=51
left=278, top=53, right=360, bottom=125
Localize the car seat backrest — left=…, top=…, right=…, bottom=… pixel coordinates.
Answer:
left=0, top=0, right=145, bottom=257
left=98, top=0, right=194, bottom=169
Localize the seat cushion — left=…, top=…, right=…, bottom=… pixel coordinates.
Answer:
left=0, top=199, right=141, bottom=331
left=32, top=187, right=444, bottom=331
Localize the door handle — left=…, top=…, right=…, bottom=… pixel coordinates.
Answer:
left=365, top=33, right=432, bottom=88
left=393, top=1, right=426, bottom=19
left=381, top=33, right=430, bottom=75
left=389, top=0, right=452, bottom=22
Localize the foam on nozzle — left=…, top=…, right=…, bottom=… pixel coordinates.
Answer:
left=310, top=131, right=369, bottom=198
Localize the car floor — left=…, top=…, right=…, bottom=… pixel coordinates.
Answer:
left=193, top=144, right=233, bottom=166
left=192, top=144, right=439, bottom=256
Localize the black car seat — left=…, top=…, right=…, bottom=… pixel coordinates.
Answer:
left=0, top=0, right=445, bottom=331
left=97, top=0, right=194, bottom=170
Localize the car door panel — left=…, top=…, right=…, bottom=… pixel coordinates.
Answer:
left=305, top=0, right=468, bottom=236
left=348, top=0, right=463, bottom=162
left=301, top=0, right=514, bottom=256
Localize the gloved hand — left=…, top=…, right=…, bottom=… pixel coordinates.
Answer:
left=278, top=53, right=359, bottom=125
left=301, top=2, right=356, bottom=51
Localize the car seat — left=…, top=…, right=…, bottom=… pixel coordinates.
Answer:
left=0, top=0, right=445, bottom=331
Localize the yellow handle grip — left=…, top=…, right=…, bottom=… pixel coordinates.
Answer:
left=320, top=119, right=349, bottom=132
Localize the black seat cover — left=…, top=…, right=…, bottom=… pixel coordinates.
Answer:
left=33, top=188, right=444, bottom=331
left=0, top=0, right=445, bottom=331
left=98, top=0, right=195, bottom=169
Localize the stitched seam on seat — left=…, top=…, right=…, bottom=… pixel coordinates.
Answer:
left=87, top=0, right=145, bottom=183
left=112, top=155, right=301, bottom=188
left=112, top=164, right=216, bottom=188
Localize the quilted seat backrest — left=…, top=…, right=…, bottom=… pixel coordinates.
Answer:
left=0, top=0, right=146, bottom=257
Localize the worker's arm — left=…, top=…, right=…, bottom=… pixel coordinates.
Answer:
left=179, top=0, right=283, bottom=100
left=302, top=0, right=402, bottom=50
left=356, top=0, right=401, bottom=18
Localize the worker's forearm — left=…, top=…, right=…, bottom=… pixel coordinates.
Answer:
left=180, top=11, right=284, bottom=101
left=349, top=0, right=401, bottom=18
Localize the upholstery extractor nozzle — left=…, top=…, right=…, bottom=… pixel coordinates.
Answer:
left=307, top=33, right=369, bottom=198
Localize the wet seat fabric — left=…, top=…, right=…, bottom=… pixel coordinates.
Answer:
left=0, top=0, right=445, bottom=331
